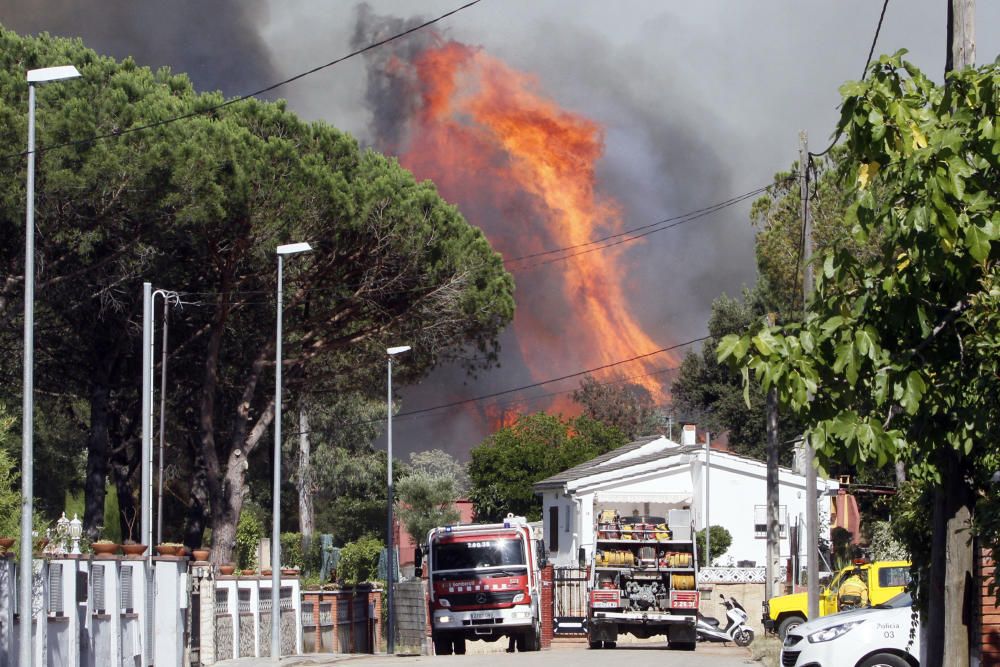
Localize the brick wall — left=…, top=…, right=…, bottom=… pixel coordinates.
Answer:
left=982, top=550, right=1000, bottom=666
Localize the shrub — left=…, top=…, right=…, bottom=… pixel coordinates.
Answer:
left=338, top=535, right=383, bottom=585
left=235, top=507, right=264, bottom=570
left=280, top=532, right=304, bottom=570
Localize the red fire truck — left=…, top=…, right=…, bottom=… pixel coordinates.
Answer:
left=420, top=514, right=544, bottom=655
left=587, top=508, right=699, bottom=650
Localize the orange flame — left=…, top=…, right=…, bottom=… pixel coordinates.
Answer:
left=394, top=40, right=676, bottom=413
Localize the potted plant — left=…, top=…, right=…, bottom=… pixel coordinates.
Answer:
left=192, top=548, right=211, bottom=562
left=92, top=539, right=119, bottom=556
left=219, top=564, right=236, bottom=576
left=121, top=541, right=148, bottom=556
left=120, top=508, right=146, bottom=556
left=0, top=537, right=14, bottom=555
left=156, top=542, right=183, bottom=556
left=241, top=568, right=255, bottom=576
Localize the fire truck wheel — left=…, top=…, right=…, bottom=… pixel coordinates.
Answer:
left=604, top=641, right=617, bottom=649
left=433, top=636, right=453, bottom=655
left=589, top=641, right=603, bottom=649
left=668, top=641, right=696, bottom=651
left=517, top=621, right=541, bottom=651
left=452, top=637, right=467, bottom=655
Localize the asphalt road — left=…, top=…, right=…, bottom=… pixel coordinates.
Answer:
left=218, top=642, right=755, bottom=667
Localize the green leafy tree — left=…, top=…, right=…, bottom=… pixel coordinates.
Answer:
left=695, top=525, right=733, bottom=567
left=572, top=374, right=664, bottom=439
left=719, top=53, right=1000, bottom=662
left=313, top=445, right=392, bottom=547
left=672, top=286, right=801, bottom=461
left=0, top=28, right=515, bottom=561
left=396, top=449, right=467, bottom=547
left=469, top=413, right=628, bottom=521
left=338, top=535, right=384, bottom=585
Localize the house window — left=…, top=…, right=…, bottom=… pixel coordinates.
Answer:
left=564, top=504, right=571, bottom=532
left=754, top=505, right=788, bottom=539
left=549, top=505, right=559, bottom=552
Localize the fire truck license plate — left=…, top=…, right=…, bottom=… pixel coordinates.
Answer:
left=470, top=611, right=494, bottom=619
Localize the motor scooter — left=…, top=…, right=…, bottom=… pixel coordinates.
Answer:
left=696, top=594, right=754, bottom=646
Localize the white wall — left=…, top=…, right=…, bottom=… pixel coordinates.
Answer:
left=695, top=453, right=836, bottom=566
left=542, top=451, right=837, bottom=569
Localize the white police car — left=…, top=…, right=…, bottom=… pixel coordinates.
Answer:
left=779, top=592, right=919, bottom=667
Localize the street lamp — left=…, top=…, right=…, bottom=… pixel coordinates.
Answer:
left=21, top=63, right=80, bottom=667
left=272, top=241, right=312, bottom=659
left=386, top=344, right=410, bottom=655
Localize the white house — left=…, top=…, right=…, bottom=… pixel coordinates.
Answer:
left=532, top=428, right=838, bottom=569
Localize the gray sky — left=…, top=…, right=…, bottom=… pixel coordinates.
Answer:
left=261, top=0, right=995, bottom=459
left=5, top=1, right=999, bottom=459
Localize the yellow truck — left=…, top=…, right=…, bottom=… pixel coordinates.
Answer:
left=762, top=560, right=911, bottom=639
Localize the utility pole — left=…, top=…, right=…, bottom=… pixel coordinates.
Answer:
left=800, top=132, right=820, bottom=620
left=932, top=5, right=975, bottom=666
left=765, top=385, right=780, bottom=599
left=704, top=431, right=711, bottom=567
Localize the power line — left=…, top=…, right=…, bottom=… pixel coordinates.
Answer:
left=809, top=0, right=890, bottom=159
left=0, top=0, right=483, bottom=166
left=149, top=181, right=790, bottom=302
left=290, top=343, right=700, bottom=437
left=504, top=180, right=787, bottom=268
left=392, top=336, right=707, bottom=420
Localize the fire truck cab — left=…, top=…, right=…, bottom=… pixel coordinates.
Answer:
left=421, top=514, right=544, bottom=655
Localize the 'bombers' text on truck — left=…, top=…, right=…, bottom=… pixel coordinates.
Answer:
left=587, top=508, right=699, bottom=651
left=420, top=514, right=544, bottom=655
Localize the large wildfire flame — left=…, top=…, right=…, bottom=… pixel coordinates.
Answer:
left=385, top=39, right=677, bottom=422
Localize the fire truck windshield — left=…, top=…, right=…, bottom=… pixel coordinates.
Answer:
left=433, top=538, right=526, bottom=571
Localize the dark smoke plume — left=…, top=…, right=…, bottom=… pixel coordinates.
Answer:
left=1, top=0, right=276, bottom=97
left=350, top=3, right=438, bottom=152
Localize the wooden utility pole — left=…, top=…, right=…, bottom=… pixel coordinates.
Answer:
left=929, top=4, right=975, bottom=665
left=705, top=431, right=711, bottom=566
left=765, top=303, right=781, bottom=599
left=946, top=0, right=975, bottom=75
left=800, top=131, right=820, bottom=620
left=765, top=387, right=781, bottom=599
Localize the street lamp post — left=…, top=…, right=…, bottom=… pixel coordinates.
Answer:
left=21, top=64, right=80, bottom=667
left=272, top=242, right=312, bottom=660
left=385, top=344, right=410, bottom=655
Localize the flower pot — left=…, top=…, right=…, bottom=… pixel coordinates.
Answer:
left=262, top=568, right=272, bottom=576
left=0, top=537, right=14, bottom=553
left=192, top=549, right=210, bottom=562
left=121, top=543, right=148, bottom=556
left=34, top=537, right=49, bottom=555
left=219, top=564, right=236, bottom=576
left=241, top=568, right=255, bottom=576
left=281, top=568, right=298, bottom=576
left=156, top=544, right=180, bottom=557
left=92, top=542, right=119, bottom=556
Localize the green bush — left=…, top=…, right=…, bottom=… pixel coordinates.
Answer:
left=696, top=525, right=733, bottom=567
left=281, top=532, right=304, bottom=570
left=338, top=535, right=383, bottom=585
left=236, top=507, right=264, bottom=570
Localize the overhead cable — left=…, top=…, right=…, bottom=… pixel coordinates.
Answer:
left=809, top=0, right=891, bottom=159
left=0, top=0, right=483, bottom=165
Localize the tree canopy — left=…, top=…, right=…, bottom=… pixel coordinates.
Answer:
left=0, top=27, right=515, bottom=560
left=719, top=52, right=1000, bottom=662
left=469, top=413, right=628, bottom=522
left=572, top=374, right=664, bottom=440
left=396, top=449, right=467, bottom=547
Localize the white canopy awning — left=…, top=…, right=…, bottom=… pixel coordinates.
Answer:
left=593, top=491, right=692, bottom=505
